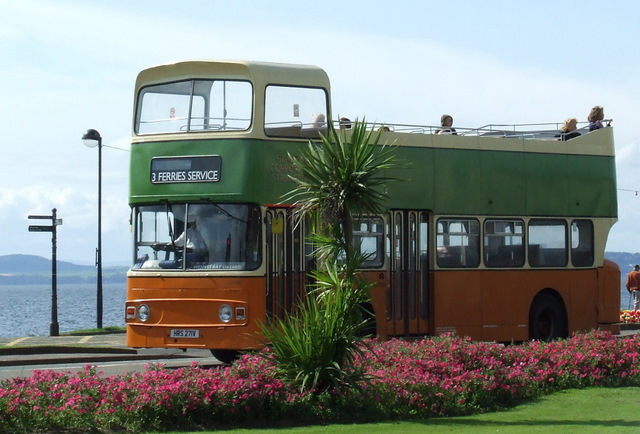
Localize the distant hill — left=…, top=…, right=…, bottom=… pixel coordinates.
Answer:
left=0, top=254, right=127, bottom=285
left=0, top=254, right=94, bottom=274
left=604, top=252, right=640, bottom=272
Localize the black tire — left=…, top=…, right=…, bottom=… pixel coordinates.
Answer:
left=529, top=293, right=568, bottom=341
left=210, top=349, right=239, bottom=364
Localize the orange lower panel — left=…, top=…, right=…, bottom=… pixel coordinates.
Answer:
left=126, top=324, right=262, bottom=350
left=390, top=267, right=618, bottom=342
left=126, top=275, right=266, bottom=350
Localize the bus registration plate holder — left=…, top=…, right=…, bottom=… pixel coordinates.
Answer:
left=170, top=329, right=200, bottom=338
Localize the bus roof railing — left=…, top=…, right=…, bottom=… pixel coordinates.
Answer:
left=331, top=120, right=612, bottom=141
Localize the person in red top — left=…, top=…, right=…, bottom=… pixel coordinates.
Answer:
left=626, top=265, right=640, bottom=310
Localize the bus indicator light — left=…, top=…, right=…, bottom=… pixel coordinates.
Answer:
left=236, top=307, right=246, bottom=321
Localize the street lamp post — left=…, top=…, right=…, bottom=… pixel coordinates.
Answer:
left=82, top=128, right=103, bottom=329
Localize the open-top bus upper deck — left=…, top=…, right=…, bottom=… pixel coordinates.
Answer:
left=131, top=60, right=616, bottom=220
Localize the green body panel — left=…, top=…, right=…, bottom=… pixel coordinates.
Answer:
left=130, top=138, right=307, bottom=204
left=130, top=137, right=617, bottom=219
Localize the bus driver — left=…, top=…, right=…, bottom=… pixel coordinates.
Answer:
left=174, top=216, right=209, bottom=264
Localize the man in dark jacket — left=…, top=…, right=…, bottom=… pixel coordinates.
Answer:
left=626, top=265, right=640, bottom=309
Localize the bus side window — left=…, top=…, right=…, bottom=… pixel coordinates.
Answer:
left=436, top=218, right=480, bottom=268
left=571, top=219, right=594, bottom=267
left=528, top=219, right=567, bottom=267
left=528, top=244, right=541, bottom=266
left=353, top=216, right=385, bottom=268
left=484, top=219, right=525, bottom=268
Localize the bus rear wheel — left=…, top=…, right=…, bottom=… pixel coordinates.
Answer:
left=529, top=293, right=568, bottom=341
left=210, top=349, right=239, bottom=364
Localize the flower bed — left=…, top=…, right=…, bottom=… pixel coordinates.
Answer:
left=620, top=309, right=640, bottom=323
left=0, top=331, right=639, bottom=432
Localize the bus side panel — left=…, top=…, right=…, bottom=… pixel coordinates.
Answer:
left=480, top=269, right=590, bottom=341
left=434, top=269, right=611, bottom=342
left=598, top=260, right=621, bottom=334
left=480, top=271, right=529, bottom=342
left=522, top=268, right=615, bottom=335
left=567, top=269, right=598, bottom=333
left=432, top=271, right=483, bottom=339
left=126, top=276, right=266, bottom=350
left=361, top=271, right=390, bottom=339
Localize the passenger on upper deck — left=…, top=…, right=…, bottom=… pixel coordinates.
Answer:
left=436, top=114, right=457, bottom=135
left=301, top=113, right=328, bottom=138
left=339, top=117, right=352, bottom=129
left=587, top=106, right=611, bottom=131
left=311, top=113, right=326, bottom=128
left=555, top=118, right=581, bottom=141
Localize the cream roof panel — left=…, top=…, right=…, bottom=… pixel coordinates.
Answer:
left=135, top=59, right=331, bottom=90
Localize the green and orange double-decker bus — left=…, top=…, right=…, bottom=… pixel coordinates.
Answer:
left=125, top=60, right=620, bottom=362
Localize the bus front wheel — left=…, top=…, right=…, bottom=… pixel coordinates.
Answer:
left=210, top=349, right=239, bottom=364
left=529, top=293, right=567, bottom=341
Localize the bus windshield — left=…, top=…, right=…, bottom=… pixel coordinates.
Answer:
left=136, top=79, right=253, bottom=134
left=133, top=203, right=261, bottom=271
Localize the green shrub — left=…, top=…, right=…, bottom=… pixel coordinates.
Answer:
left=260, top=249, right=374, bottom=393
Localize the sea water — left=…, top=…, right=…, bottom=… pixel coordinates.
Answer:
left=0, top=283, right=126, bottom=338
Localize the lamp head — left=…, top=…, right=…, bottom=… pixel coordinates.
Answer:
left=82, top=129, right=102, bottom=148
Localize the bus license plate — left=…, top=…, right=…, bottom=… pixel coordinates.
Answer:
left=170, top=329, right=199, bottom=338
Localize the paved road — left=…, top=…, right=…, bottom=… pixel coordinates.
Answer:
left=0, top=332, right=129, bottom=351
left=0, top=333, right=222, bottom=380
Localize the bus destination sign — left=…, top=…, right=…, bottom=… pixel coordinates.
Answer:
left=151, top=156, right=221, bottom=184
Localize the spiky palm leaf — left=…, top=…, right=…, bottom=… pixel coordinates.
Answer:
left=284, top=119, right=399, bottom=255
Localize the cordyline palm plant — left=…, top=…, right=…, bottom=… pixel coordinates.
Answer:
left=286, top=118, right=398, bottom=262
left=260, top=119, right=401, bottom=393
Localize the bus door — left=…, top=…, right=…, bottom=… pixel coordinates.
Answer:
left=388, top=211, right=430, bottom=336
left=265, top=207, right=306, bottom=323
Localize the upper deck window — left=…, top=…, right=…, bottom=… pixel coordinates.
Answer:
left=264, top=85, right=328, bottom=138
left=136, top=80, right=252, bottom=135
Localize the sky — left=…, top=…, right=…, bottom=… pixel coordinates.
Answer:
left=1, top=0, right=640, bottom=265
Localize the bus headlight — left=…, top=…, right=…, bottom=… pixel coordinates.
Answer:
left=219, top=304, right=232, bottom=323
left=138, top=304, right=150, bottom=322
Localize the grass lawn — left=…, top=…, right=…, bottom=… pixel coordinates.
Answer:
left=187, top=387, right=640, bottom=433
